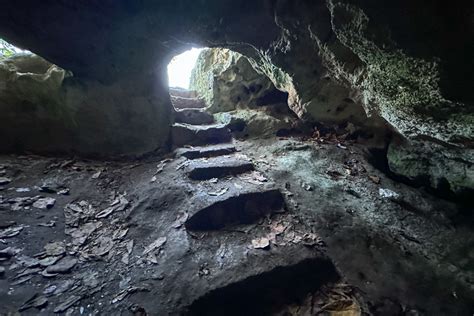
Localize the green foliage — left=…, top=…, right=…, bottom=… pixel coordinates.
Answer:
left=0, top=38, right=20, bottom=57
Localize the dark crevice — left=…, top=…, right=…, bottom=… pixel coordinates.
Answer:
left=185, top=189, right=286, bottom=230
left=185, top=257, right=340, bottom=316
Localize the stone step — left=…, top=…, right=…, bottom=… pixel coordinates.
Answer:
left=169, top=87, right=198, bottom=99
left=186, top=156, right=254, bottom=180
left=175, top=108, right=214, bottom=125
left=186, top=256, right=340, bottom=316
left=171, top=123, right=232, bottom=147
left=185, top=188, right=285, bottom=230
left=176, top=144, right=237, bottom=159
left=171, top=95, right=206, bottom=109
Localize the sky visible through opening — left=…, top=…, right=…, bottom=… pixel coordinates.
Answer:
left=167, top=48, right=203, bottom=89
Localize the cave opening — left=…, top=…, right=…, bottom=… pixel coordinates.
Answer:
left=167, top=47, right=209, bottom=114
left=167, top=47, right=203, bottom=90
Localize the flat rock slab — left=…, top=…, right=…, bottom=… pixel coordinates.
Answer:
left=175, top=109, right=214, bottom=125
left=169, top=88, right=198, bottom=99
left=185, top=188, right=285, bottom=230
left=45, top=256, right=77, bottom=274
left=172, top=123, right=232, bottom=147
left=171, top=96, right=206, bottom=109
left=187, top=156, right=254, bottom=180
left=177, top=144, right=237, bottom=159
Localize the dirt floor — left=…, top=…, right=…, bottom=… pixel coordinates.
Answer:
left=0, top=134, right=473, bottom=315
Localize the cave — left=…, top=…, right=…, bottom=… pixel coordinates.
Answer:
left=0, top=1, right=473, bottom=315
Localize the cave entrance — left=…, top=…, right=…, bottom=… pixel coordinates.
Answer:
left=167, top=48, right=203, bottom=89
left=167, top=47, right=207, bottom=110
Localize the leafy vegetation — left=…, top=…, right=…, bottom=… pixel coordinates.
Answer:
left=0, top=38, right=25, bottom=57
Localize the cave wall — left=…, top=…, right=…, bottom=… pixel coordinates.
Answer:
left=189, top=47, right=296, bottom=138
left=0, top=53, right=171, bottom=156
left=190, top=48, right=286, bottom=113
left=0, top=0, right=472, bottom=191
left=0, top=54, right=74, bottom=153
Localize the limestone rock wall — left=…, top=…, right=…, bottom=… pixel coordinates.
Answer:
left=388, top=139, right=474, bottom=196
left=190, top=48, right=295, bottom=138
left=0, top=53, right=171, bottom=156
left=0, top=54, right=74, bottom=153
left=190, top=48, right=285, bottom=113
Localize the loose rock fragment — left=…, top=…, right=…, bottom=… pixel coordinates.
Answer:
left=301, top=182, right=313, bottom=191
left=0, top=177, right=11, bottom=185
left=38, top=256, right=62, bottom=267
left=41, top=270, right=58, bottom=278
left=111, top=287, right=147, bottom=304
left=53, top=295, right=82, bottom=313
left=369, top=175, right=381, bottom=184
left=112, top=228, right=129, bottom=240
left=270, top=222, right=288, bottom=235
left=95, top=206, right=115, bottom=219
left=95, top=195, right=129, bottom=219
left=379, top=188, right=400, bottom=199
left=38, top=220, right=56, bottom=227
left=44, top=242, right=66, bottom=256
left=126, top=240, right=134, bottom=254
left=302, top=233, right=325, bottom=247
left=57, top=188, right=70, bottom=195
left=66, top=222, right=101, bottom=247
left=0, top=246, right=20, bottom=261
left=19, top=294, right=48, bottom=311
left=208, top=188, right=228, bottom=196
left=43, top=284, right=57, bottom=296
left=251, top=237, right=270, bottom=249
left=122, top=240, right=134, bottom=265
left=0, top=225, right=23, bottom=238
left=91, top=236, right=114, bottom=256
left=33, top=197, right=56, bottom=209
left=143, top=237, right=167, bottom=256
left=46, top=256, right=77, bottom=274
left=15, top=267, right=41, bottom=278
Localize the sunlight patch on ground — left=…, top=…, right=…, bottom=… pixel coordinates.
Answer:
left=167, top=48, right=203, bottom=89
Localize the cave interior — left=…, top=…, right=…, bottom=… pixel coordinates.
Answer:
left=0, top=1, right=473, bottom=315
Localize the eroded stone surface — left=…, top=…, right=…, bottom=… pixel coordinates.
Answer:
left=171, top=123, right=232, bottom=147
left=187, top=156, right=254, bottom=180
left=175, top=108, right=214, bottom=125
left=388, top=138, right=474, bottom=194
left=171, top=96, right=206, bottom=110
left=0, top=135, right=472, bottom=315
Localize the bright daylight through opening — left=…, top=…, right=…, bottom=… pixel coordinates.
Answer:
left=167, top=48, right=203, bottom=89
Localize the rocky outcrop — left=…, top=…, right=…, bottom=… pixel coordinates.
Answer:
left=0, top=53, right=171, bottom=156
left=190, top=48, right=287, bottom=113
left=190, top=48, right=295, bottom=138
left=388, top=139, right=474, bottom=196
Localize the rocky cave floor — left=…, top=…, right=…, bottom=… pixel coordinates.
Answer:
left=0, top=134, right=473, bottom=315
